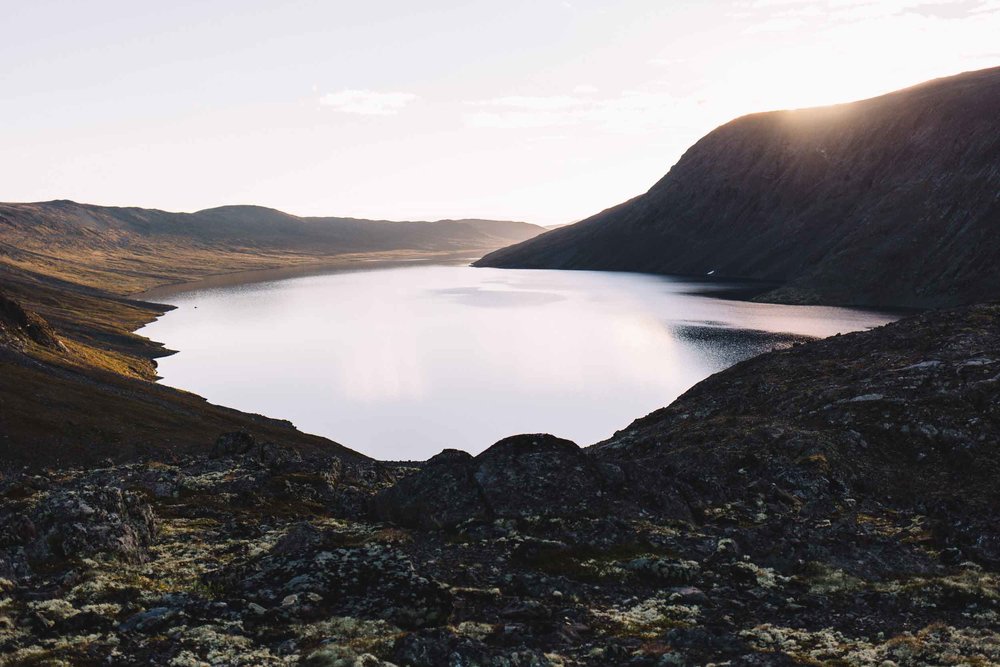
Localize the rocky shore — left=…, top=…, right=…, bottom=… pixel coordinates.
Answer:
left=2, top=305, right=999, bottom=665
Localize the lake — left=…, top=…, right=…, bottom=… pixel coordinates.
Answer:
left=140, top=265, right=897, bottom=460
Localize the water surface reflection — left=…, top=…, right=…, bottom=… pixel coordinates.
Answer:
left=141, top=266, right=896, bottom=459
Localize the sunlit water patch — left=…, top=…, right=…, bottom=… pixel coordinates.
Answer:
left=140, top=266, right=896, bottom=459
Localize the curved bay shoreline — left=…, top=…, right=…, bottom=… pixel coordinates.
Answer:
left=139, top=264, right=897, bottom=460
left=2, top=302, right=998, bottom=664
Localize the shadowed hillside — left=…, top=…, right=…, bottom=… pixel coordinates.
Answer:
left=477, top=66, right=1000, bottom=308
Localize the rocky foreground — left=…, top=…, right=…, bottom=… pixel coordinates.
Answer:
left=2, top=305, right=1000, bottom=665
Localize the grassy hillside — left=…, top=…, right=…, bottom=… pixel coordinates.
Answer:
left=0, top=264, right=367, bottom=468
left=0, top=201, right=543, bottom=467
left=0, top=200, right=543, bottom=294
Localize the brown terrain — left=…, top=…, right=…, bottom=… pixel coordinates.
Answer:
left=2, top=67, right=1000, bottom=665
left=0, top=305, right=998, bottom=664
left=0, top=201, right=544, bottom=468
left=0, top=70, right=1000, bottom=667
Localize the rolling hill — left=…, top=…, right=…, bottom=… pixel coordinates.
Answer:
left=0, top=200, right=543, bottom=293
left=0, top=200, right=543, bottom=466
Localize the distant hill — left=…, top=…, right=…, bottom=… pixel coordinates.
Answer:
left=0, top=200, right=542, bottom=466
left=0, top=200, right=543, bottom=293
left=477, top=66, right=1000, bottom=309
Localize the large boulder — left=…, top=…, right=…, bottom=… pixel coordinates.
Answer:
left=370, top=449, right=487, bottom=529
left=474, top=434, right=616, bottom=518
left=373, top=434, right=622, bottom=529
left=0, top=292, right=63, bottom=350
left=1, top=484, right=156, bottom=570
left=209, top=430, right=257, bottom=458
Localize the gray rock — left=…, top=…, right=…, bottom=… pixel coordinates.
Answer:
left=370, top=449, right=487, bottom=529
left=119, top=606, right=182, bottom=633
left=19, top=486, right=156, bottom=566
left=210, top=430, right=257, bottom=458
left=373, top=434, right=621, bottom=529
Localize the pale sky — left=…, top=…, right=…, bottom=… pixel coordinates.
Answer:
left=3, top=0, right=999, bottom=225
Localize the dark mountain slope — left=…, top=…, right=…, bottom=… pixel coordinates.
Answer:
left=477, top=66, right=1000, bottom=308
left=0, top=200, right=543, bottom=293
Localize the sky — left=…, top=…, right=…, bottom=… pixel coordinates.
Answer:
left=3, top=1, right=999, bottom=225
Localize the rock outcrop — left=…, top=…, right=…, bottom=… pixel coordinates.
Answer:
left=477, top=66, right=1000, bottom=309
left=594, top=303, right=1000, bottom=568
left=1, top=305, right=999, bottom=664
left=372, top=435, right=624, bottom=529
left=0, top=292, right=62, bottom=351
left=0, top=483, right=156, bottom=579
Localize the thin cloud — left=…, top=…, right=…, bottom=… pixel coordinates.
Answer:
left=319, top=89, right=418, bottom=116
left=648, top=56, right=689, bottom=67
left=463, top=90, right=713, bottom=134
left=970, top=0, right=1000, bottom=13
left=733, top=0, right=994, bottom=24
left=908, top=0, right=994, bottom=18
left=743, top=16, right=807, bottom=32
left=464, top=95, right=587, bottom=129
left=468, top=95, right=587, bottom=111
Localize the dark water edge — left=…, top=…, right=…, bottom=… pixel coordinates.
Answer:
left=671, top=324, right=814, bottom=367
left=140, top=265, right=898, bottom=459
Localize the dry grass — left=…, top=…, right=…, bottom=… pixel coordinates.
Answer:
left=0, top=200, right=539, bottom=468
left=0, top=261, right=366, bottom=468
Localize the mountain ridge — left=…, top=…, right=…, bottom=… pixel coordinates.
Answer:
left=0, top=199, right=544, bottom=466
left=0, top=199, right=544, bottom=294
left=476, top=66, right=1000, bottom=308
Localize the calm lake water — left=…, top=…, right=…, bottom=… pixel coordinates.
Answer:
left=140, top=265, right=896, bottom=460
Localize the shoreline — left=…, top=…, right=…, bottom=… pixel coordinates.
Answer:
left=133, top=250, right=482, bottom=302
left=138, top=263, right=901, bottom=460
left=130, top=250, right=487, bottom=388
